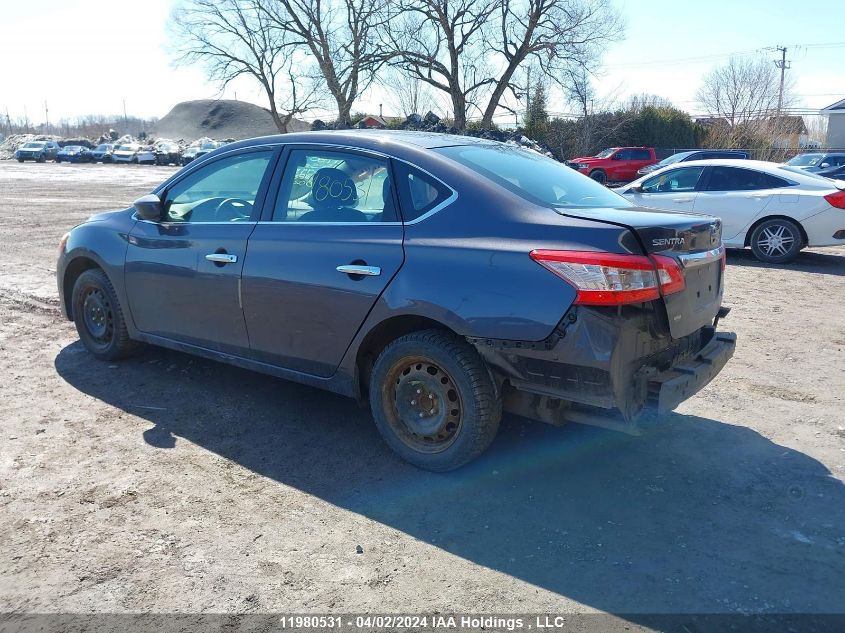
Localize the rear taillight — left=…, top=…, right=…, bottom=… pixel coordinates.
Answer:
left=824, top=190, right=845, bottom=209
left=529, top=250, right=685, bottom=306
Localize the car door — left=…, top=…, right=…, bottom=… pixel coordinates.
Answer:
left=607, top=149, right=631, bottom=181
left=693, top=166, right=777, bottom=243
left=626, top=148, right=655, bottom=180
left=240, top=145, right=405, bottom=377
left=625, top=165, right=706, bottom=213
left=124, top=147, right=277, bottom=354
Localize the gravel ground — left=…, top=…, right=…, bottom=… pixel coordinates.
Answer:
left=1, top=161, right=844, bottom=627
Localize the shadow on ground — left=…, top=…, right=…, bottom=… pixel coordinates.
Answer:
left=56, top=342, right=845, bottom=625
left=727, top=247, right=845, bottom=276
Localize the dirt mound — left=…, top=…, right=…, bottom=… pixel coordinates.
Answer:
left=149, top=99, right=308, bottom=141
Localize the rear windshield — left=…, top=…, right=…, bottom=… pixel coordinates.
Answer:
left=434, top=145, right=631, bottom=208
left=23, top=142, right=45, bottom=148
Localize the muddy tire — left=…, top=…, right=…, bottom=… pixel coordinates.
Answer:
left=369, top=329, right=501, bottom=471
left=72, top=268, right=137, bottom=361
left=750, top=218, right=802, bottom=264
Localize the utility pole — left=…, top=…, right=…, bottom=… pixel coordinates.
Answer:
left=44, top=101, right=49, bottom=134
left=4, top=107, right=11, bottom=136
left=773, top=45, right=790, bottom=115
left=123, top=99, right=128, bottom=130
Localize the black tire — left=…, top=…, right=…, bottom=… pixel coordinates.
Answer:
left=71, top=269, right=136, bottom=361
left=589, top=169, right=607, bottom=185
left=17, top=158, right=23, bottom=163
left=749, top=218, right=803, bottom=264
left=369, top=329, right=501, bottom=471
left=37, top=153, right=46, bottom=163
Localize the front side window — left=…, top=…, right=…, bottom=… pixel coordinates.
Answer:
left=435, top=145, right=631, bottom=208
left=704, top=166, right=788, bottom=192
left=640, top=166, right=705, bottom=193
left=163, top=150, right=273, bottom=223
left=272, top=149, right=396, bottom=223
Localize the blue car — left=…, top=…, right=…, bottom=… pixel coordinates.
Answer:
left=56, top=145, right=92, bottom=163
left=15, top=140, right=60, bottom=162
left=56, top=131, right=736, bottom=470
left=89, top=143, right=115, bottom=163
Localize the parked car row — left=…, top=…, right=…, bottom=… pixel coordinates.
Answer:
left=14, top=140, right=225, bottom=165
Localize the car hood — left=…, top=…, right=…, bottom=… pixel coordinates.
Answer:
left=85, top=208, right=130, bottom=223
left=569, top=156, right=604, bottom=164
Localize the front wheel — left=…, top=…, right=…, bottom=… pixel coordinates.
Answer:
left=589, top=169, right=607, bottom=185
left=72, top=269, right=136, bottom=361
left=750, top=218, right=802, bottom=263
left=369, top=330, right=501, bottom=471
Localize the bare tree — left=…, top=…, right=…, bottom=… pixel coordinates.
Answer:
left=172, top=0, right=321, bottom=133
left=627, top=93, right=673, bottom=111
left=263, top=0, right=388, bottom=126
left=385, top=0, right=619, bottom=129
left=696, top=55, right=796, bottom=152
left=380, top=68, right=437, bottom=117
left=385, top=0, right=498, bottom=129
left=696, top=56, right=788, bottom=126
left=479, top=0, right=621, bottom=127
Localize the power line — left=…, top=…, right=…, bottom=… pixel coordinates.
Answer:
left=605, top=41, right=845, bottom=69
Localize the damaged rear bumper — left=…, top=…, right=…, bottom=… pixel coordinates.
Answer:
left=650, top=331, right=736, bottom=412
left=468, top=304, right=736, bottom=425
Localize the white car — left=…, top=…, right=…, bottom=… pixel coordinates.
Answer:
left=111, top=144, right=155, bottom=165
left=617, top=159, right=845, bottom=263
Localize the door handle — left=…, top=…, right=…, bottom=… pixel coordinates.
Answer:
left=205, top=253, right=238, bottom=264
left=336, top=264, right=381, bottom=276
left=671, top=197, right=693, bottom=203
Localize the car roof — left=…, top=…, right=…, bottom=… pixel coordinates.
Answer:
left=230, top=129, right=502, bottom=151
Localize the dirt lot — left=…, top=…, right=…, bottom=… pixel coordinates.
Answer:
left=1, top=161, right=844, bottom=625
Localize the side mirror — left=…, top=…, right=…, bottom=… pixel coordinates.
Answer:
left=820, top=163, right=830, bottom=169
left=133, top=194, right=162, bottom=221
left=630, top=185, right=644, bottom=193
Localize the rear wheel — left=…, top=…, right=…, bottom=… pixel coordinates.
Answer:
left=750, top=218, right=802, bottom=263
left=72, top=269, right=136, bottom=361
left=369, top=330, right=501, bottom=471
left=589, top=169, right=607, bottom=185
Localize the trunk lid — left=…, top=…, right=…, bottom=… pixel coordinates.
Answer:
left=554, top=206, right=724, bottom=339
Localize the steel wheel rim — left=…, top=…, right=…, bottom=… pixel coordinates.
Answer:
left=81, top=287, right=114, bottom=348
left=384, top=356, right=463, bottom=453
left=757, top=224, right=796, bottom=257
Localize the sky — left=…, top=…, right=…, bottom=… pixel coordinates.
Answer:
left=1, top=0, right=843, bottom=126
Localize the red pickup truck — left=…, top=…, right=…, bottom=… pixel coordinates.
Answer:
left=567, top=147, right=658, bottom=184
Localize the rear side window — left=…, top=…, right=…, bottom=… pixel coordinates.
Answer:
left=393, top=163, right=452, bottom=222
left=630, top=149, right=652, bottom=160
left=704, top=166, right=790, bottom=191
left=272, top=149, right=396, bottom=223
